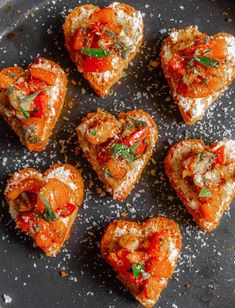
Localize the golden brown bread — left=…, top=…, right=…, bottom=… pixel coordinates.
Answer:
left=164, top=139, right=235, bottom=232
left=5, top=163, right=84, bottom=256
left=63, top=2, right=143, bottom=97
left=101, top=217, right=182, bottom=307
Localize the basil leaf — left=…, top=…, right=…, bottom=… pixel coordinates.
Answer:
left=20, top=91, right=41, bottom=103
left=199, top=187, right=212, bottom=198
left=81, top=48, right=110, bottom=58
left=132, top=263, right=144, bottom=278
left=5, top=85, right=14, bottom=96
left=112, top=143, right=140, bottom=162
left=195, top=56, right=219, bottom=68
left=131, top=118, right=147, bottom=127
left=39, top=194, right=56, bottom=221
left=104, top=168, right=111, bottom=178
left=20, top=106, right=30, bottom=120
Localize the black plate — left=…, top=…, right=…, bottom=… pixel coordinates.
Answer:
left=0, top=0, right=235, bottom=307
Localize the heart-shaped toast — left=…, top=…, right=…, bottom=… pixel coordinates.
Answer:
left=5, top=163, right=84, bottom=256
left=161, top=26, right=235, bottom=125
left=165, top=139, right=235, bottom=232
left=101, top=217, right=182, bottom=308
left=77, top=109, right=158, bottom=201
left=63, top=2, right=143, bottom=97
left=0, top=57, right=67, bottom=151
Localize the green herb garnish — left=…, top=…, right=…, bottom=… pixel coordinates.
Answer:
left=132, top=118, right=147, bottom=127
left=20, top=91, right=41, bottom=103
left=195, top=56, right=219, bottom=68
left=104, top=30, right=116, bottom=39
left=89, top=129, right=97, bottom=136
left=112, top=143, right=139, bottom=162
left=104, top=168, right=112, bottom=178
left=81, top=48, right=110, bottom=58
left=199, top=187, right=212, bottom=198
left=20, top=105, right=30, bottom=120
left=35, top=224, right=41, bottom=232
left=39, top=194, right=56, bottom=221
left=132, top=263, right=144, bottom=278
left=5, top=85, right=14, bottom=96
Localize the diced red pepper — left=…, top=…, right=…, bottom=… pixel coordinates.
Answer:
left=122, top=127, right=150, bottom=147
left=58, top=202, right=76, bottom=217
left=133, top=140, right=148, bottom=156
left=83, top=56, right=112, bottom=73
left=31, top=92, right=48, bottom=118
left=212, top=145, right=225, bottom=167
left=28, top=79, right=47, bottom=93
left=147, top=231, right=167, bottom=258
left=16, top=211, right=37, bottom=233
left=168, top=55, right=186, bottom=75
left=120, top=270, right=144, bottom=286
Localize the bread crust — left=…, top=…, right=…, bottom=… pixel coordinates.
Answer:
left=0, top=58, right=67, bottom=152
left=161, top=26, right=235, bottom=125
left=101, top=217, right=182, bottom=307
left=77, top=109, right=158, bottom=201
left=5, top=163, right=84, bottom=256
left=63, top=3, right=143, bottom=97
left=164, top=139, right=235, bottom=232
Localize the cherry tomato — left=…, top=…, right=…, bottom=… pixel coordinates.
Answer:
left=31, top=92, right=48, bottom=118
left=83, top=56, right=112, bottom=73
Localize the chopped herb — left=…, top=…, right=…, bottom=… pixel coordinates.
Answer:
left=104, top=30, right=116, bottom=39
left=89, top=129, right=97, bottom=136
left=30, top=136, right=40, bottom=144
left=20, top=105, right=30, bottom=119
left=132, top=263, right=144, bottom=278
left=199, top=187, right=212, bottom=198
left=39, top=194, right=56, bottom=221
left=112, top=143, right=139, bottom=162
left=5, top=85, right=14, bottom=96
left=204, top=36, right=210, bottom=43
left=20, top=91, right=41, bottom=103
left=203, top=77, right=209, bottom=85
left=195, top=56, right=219, bottom=68
left=6, top=73, right=16, bottom=78
left=132, top=118, right=147, bottom=127
left=81, top=48, right=110, bottom=58
left=35, top=224, right=41, bottom=232
left=104, top=168, right=112, bottom=178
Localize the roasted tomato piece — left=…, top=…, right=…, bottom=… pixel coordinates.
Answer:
left=16, top=211, right=37, bottom=233
left=145, top=258, right=172, bottom=279
left=30, top=67, right=56, bottom=86
left=212, top=145, right=225, bottom=167
left=105, top=157, right=128, bottom=180
left=168, top=55, right=186, bottom=75
left=1, top=66, right=23, bottom=78
left=108, top=248, right=131, bottom=272
left=58, top=202, right=77, bottom=217
left=199, top=200, right=219, bottom=222
left=72, top=27, right=86, bottom=51
left=90, top=8, right=120, bottom=33
left=36, top=178, right=71, bottom=213
left=122, top=127, right=150, bottom=147
left=83, top=56, right=112, bottom=73
left=0, top=73, right=13, bottom=89
left=148, top=231, right=169, bottom=258
left=119, top=270, right=144, bottom=286
left=31, top=92, right=48, bottom=118
left=144, top=276, right=162, bottom=299
left=28, top=79, right=47, bottom=93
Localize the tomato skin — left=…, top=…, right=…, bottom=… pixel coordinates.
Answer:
left=212, top=146, right=225, bottom=167
left=83, top=56, right=112, bottom=73
left=147, top=231, right=168, bottom=258
left=58, top=203, right=76, bottom=217
left=90, top=8, right=120, bottom=33
left=31, top=92, right=48, bottom=118
left=16, top=211, right=37, bottom=233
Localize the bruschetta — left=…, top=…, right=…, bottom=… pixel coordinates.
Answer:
left=101, top=217, right=182, bottom=308
left=77, top=109, right=158, bottom=201
left=5, top=163, right=84, bottom=256
left=63, top=2, right=143, bottom=97
left=0, top=57, right=67, bottom=151
left=164, top=139, right=235, bottom=232
left=161, top=26, right=235, bottom=125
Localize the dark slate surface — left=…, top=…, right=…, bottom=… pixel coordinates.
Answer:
left=0, top=0, right=235, bottom=307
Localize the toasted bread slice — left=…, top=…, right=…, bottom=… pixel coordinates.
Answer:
left=63, top=2, right=143, bottom=97
left=161, top=26, right=235, bottom=125
left=101, top=217, right=182, bottom=308
left=0, top=58, right=67, bottom=151
left=77, top=109, right=158, bottom=200
left=5, top=163, right=84, bottom=256
left=164, top=139, right=235, bottom=232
